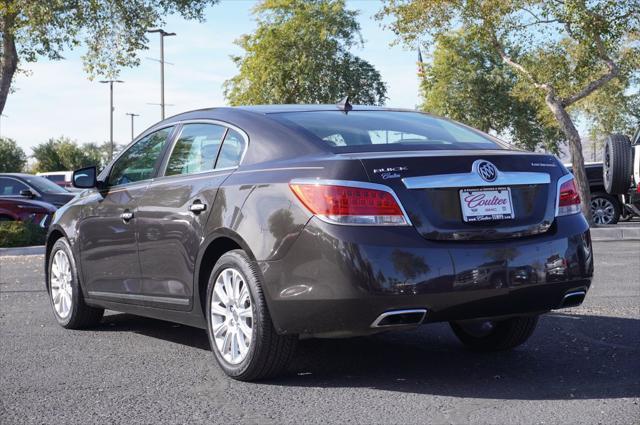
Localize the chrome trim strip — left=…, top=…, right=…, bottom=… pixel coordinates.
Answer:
left=161, top=119, right=250, bottom=177
left=371, top=309, right=427, bottom=328
left=402, top=170, right=550, bottom=189
left=87, top=291, right=190, bottom=306
left=289, top=178, right=413, bottom=226
left=236, top=166, right=324, bottom=174
left=555, top=173, right=579, bottom=217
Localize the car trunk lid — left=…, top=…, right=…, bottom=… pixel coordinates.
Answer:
left=349, top=150, right=565, bottom=241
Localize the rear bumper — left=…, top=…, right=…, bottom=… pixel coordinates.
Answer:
left=260, top=214, right=593, bottom=337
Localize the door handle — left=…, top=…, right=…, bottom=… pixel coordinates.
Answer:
left=120, top=211, right=134, bottom=222
left=189, top=201, right=207, bottom=214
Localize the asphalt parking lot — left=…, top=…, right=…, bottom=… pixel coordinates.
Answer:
left=1, top=240, right=638, bottom=424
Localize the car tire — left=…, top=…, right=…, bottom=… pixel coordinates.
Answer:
left=590, top=193, right=621, bottom=225
left=206, top=249, right=297, bottom=381
left=48, top=238, right=104, bottom=329
left=450, top=315, right=538, bottom=351
left=603, top=134, right=632, bottom=194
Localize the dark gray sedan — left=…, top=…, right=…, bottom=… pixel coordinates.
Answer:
left=45, top=104, right=593, bottom=380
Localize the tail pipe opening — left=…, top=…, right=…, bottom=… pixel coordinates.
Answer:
left=559, top=290, right=586, bottom=309
left=371, top=309, right=427, bottom=328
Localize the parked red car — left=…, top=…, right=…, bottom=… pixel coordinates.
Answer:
left=0, top=198, right=57, bottom=228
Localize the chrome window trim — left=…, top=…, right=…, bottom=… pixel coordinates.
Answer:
left=289, top=178, right=413, bottom=226
left=87, top=291, right=190, bottom=306
left=161, top=119, right=249, bottom=177
left=555, top=172, right=580, bottom=217
left=402, top=170, right=551, bottom=189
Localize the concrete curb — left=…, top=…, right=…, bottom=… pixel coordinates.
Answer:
left=0, top=246, right=45, bottom=256
left=590, top=226, right=640, bottom=242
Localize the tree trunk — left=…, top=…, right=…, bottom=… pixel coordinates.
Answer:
left=544, top=93, right=593, bottom=223
left=0, top=12, right=18, bottom=115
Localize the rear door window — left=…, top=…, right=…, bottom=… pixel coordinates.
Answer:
left=165, top=124, right=226, bottom=176
left=215, top=129, right=246, bottom=169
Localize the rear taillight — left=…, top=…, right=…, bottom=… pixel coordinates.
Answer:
left=556, top=175, right=581, bottom=216
left=289, top=181, right=410, bottom=225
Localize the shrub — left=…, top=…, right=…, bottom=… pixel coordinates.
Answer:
left=0, top=221, right=47, bottom=248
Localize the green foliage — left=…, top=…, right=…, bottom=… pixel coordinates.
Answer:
left=0, top=0, right=219, bottom=113
left=224, top=0, right=387, bottom=105
left=31, top=136, right=104, bottom=172
left=420, top=30, right=565, bottom=153
left=0, top=220, right=46, bottom=248
left=0, top=137, right=26, bottom=172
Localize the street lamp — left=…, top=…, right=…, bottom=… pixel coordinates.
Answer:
left=99, top=79, right=124, bottom=161
left=125, top=113, right=140, bottom=142
left=147, top=28, right=176, bottom=119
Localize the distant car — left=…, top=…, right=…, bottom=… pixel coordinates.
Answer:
left=565, top=162, right=626, bottom=224
left=0, top=197, right=56, bottom=227
left=0, top=174, right=76, bottom=207
left=36, top=171, right=74, bottom=189
left=601, top=127, right=640, bottom=220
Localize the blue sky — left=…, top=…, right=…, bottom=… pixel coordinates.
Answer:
left=2, top=0, right=421, bottom=154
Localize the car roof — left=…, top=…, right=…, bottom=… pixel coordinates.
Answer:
left=234, top=104, right=415, bottom=114
left=0, top=173, right=33, bottom=179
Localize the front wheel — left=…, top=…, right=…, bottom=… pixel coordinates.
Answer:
left=450, top=316, right=539, bottom=351
left=48, top=238, right=104, bottom=328
left=206, top=250, right=297, bottom=381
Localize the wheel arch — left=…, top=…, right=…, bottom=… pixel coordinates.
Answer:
left=194, top=229, right=258, bottom=320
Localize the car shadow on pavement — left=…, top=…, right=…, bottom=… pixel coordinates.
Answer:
left=98, top=313, right=211, bottom=351
left=96, top=312, right=639, bottom=400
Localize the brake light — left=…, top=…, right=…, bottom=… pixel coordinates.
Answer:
left=556, top=176, right=581, bottom=216
left=290, top=182, right=409, bottom=225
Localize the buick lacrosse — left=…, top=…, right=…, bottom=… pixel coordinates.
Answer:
left=45, top=102, right=593, bottom=380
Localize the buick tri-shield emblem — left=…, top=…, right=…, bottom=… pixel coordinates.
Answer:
left=474, top=160, right=498, bottom=182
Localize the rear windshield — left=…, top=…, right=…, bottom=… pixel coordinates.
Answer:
left=271, top=111, right=505, bottom=152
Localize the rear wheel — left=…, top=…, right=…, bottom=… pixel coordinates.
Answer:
left=206, top=250, right=297, bottom=381
left=450, top=316, right=538, bottom=351
left=603, top=134, right=632, bottom=194
left=48, top=238, right=104, bottom=328
left=590, top=193, right=620, bottom=225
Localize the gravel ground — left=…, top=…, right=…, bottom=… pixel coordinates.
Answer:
left=0, top=240, right=638, bottom=424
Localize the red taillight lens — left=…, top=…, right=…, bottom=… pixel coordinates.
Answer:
left=557, top=177, right=581, bottom=216
left=290, top=183, right=409, bottom=225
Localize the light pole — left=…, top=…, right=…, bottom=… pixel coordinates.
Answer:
left=99, top=80, right=124, bottom=161
left=147, top=28, right=176, bottom=119
left=125, top=113, right=139, bottom=142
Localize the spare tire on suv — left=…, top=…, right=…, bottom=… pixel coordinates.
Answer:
left=603, top=134, right=632, bottom=194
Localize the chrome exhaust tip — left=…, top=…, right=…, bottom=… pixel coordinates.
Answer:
left=559, top=290, right=586, bottom=308
left=371, top=309, right=427, bottom=328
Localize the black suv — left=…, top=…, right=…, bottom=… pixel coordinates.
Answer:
left=45, top=105, right=593, bottom=381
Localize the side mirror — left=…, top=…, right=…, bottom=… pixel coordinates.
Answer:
left=73, top=166, right=98, bottom=189
left=19, top=189, right=35, bottom=198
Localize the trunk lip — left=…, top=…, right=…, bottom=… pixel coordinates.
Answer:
left=402, top=170, right=550, bottom=190
left=338, top=149, right=539, bottom=160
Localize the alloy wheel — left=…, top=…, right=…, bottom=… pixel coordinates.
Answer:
left=50, top=250, right=73, bottom=319
left=210, top=267, right=254, bottom=364
left=590, top=197, right=616, bottom=225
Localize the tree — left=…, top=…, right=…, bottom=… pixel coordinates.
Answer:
left=0, top=136, right=26, bottom=172
left=420, top=30, right=565, bottom=153
left=379, top=0, right=640, bottom=222
left=224, top=0, right=387, bottom=105
left=32, top=136, right=103, bottom=172
left=0, top=0, right=219, bottom=114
